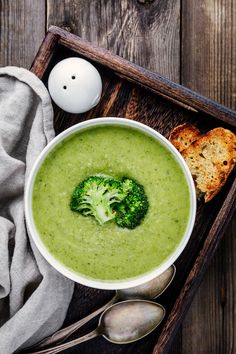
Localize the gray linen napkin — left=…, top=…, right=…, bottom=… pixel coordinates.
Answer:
left=0, top=67, right=74, bottom=354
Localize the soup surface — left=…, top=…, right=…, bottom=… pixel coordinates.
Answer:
left=32, top=125, right=190, bottom=281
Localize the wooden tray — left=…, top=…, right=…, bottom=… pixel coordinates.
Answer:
left=30, top=26, right=236, bottom=354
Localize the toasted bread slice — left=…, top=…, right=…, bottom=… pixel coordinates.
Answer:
left=182, top=128, right=236, bottom=202
left=169, top=123, right=201, bottom=152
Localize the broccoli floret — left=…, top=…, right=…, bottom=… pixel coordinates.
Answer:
left=115, top=177, right=149, bottom=229
left=70, top=175, right=149, bottom=229
left=70, top=175, right=126, bottom=225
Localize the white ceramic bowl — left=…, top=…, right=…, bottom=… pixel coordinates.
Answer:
left=25, top=118, right=196, bottom=290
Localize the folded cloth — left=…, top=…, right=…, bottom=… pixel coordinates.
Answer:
left=0, top=67, right=74, bottom=354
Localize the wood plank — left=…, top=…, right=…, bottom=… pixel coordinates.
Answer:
left=182, top=0, right=236, bottom=108
left=47, top=0, right=180, bottom=80
left=181, top=221, right=236, bottom=353
left=0, top=0, right=45, bottom=68
left=181, top=1, right=236, bottom=353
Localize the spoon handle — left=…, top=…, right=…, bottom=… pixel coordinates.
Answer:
left=29, top=293, right=118, bottom=350
left=26, top=329, right=98, bottom=354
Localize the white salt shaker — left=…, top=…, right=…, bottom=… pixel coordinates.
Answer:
left=48, top=57, right=102, bottom=114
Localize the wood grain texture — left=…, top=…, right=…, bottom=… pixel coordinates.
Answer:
left=181, top=221, right=236, bottom=354
left=0, top=0, right=45, bottom=67
left=47, top=0, right=180, bottom=80
left=181, top=1, right=236, bottom=353
left=30, top=31, right=59, bottom=78
left=182, top=0, right=236, bottom=108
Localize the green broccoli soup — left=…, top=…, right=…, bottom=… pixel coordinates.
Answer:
left=32, top=125, right=190, bottom=281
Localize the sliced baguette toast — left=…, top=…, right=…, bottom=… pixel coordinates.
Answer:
left=181, top=128, right=236, bottom=202
left=169, top=123, right=201, bottom=152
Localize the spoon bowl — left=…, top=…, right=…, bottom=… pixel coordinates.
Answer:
left=100, top=300, right=165, bottom=344
left=118, top=264, right=176, bottom=300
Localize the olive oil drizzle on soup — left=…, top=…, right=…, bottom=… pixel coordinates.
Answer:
left=32, top=126, right=190, bottom=281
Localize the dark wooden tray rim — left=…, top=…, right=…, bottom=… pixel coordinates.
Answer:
left=30, top=26, right=236, bottom=354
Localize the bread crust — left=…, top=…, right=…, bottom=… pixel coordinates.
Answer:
left=181, top=128, right=236, bottom=202
left=169, top=123, right=201, bottom=152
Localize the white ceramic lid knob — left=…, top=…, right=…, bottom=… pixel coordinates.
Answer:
left=48, top=57, right=102, bottom=114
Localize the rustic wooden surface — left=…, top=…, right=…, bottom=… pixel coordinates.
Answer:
left=0, top=1, right=235, bottom=353
left=29, top=25, right=236, bottom=354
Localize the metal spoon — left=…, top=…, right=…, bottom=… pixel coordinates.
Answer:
left=27, top=300, right=165, bottom=354
left=29, top=265, right=175, bottom=350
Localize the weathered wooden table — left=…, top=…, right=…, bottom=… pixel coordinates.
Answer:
left=0, top=1, right=235, bottom=353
